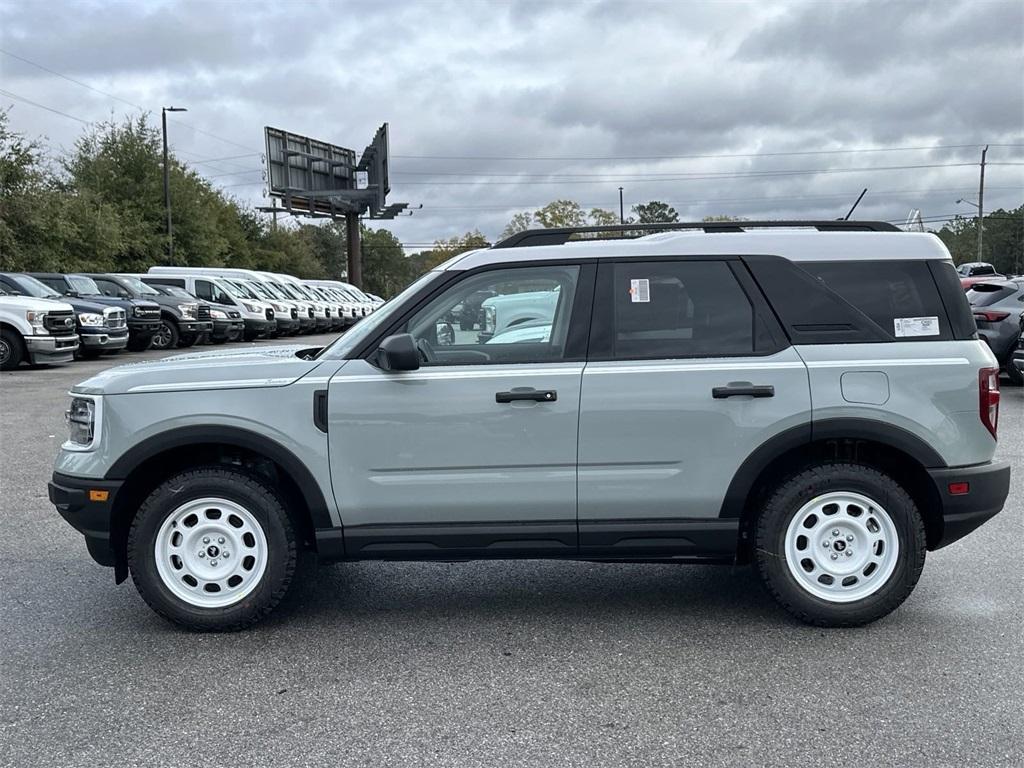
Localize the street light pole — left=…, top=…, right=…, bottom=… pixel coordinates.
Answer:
left=618, top=186, right=624, bottom=225
left=161, top=106, right=187, bottom=261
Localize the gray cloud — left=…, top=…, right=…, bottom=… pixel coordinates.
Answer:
left=0, top=0, right=1021, bottom=248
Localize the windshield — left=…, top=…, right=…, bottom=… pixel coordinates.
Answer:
left=317, top=271, right=443, bottom=360
left=68, top=275, right=102, bottom=295
left=120, top=275, right=159, bottom=295
left=10, top=274, right=63, bottom=299
left=262, top=282, right=288, bottom=300
left=276, top=283, right=303, bottom=301
left=227, top=279, right=258, bottom=299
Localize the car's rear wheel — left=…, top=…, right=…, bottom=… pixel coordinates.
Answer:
left=1006, top=362, right=1023, bottom=386
left=127, top=467, right=298, bottom=631
left=754, top=463, right=925, bottom=627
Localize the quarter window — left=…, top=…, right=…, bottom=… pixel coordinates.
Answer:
left=607, top=261, right=755, bottom=359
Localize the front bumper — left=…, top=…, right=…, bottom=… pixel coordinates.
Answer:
left=275, top=317, right=301, bottom=334
left=180, top=320, right=214, bottom=335
left=243, top=318, right=277, bottom=337
left=79, top=330, right=129, bottom=350
left=49, top=472, right=123, bottom=573
left=24, top=334, right=78, bottom=364
left=127, top=318, right=161, bottom=335
left=298, top=316, right=315, bottom=332
left=927, top=460, right=1011, bottom=549
left=211, top=319, right=245, bottom=340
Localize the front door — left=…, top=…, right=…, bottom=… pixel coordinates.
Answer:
left=327, top=263, right=593, bottom=559
left=577, top=257, right=811, bottom=557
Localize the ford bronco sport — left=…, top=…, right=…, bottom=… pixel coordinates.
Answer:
left=48, top=222, right=1011, bottom=631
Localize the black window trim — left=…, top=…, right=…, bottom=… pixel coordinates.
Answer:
left=352, top=258, right=599, bottom=366
left=587, top=255, right=789, bottom=363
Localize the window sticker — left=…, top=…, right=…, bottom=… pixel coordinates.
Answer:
left=629, top=278, right=650, bottom=303
left=894, top=316, right=940, bottom=337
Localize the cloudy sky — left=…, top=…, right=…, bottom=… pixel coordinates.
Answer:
left=1, top=0, right=1022, bottom=249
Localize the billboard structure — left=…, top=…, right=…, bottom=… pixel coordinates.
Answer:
left=261, top=124, right=410, bottom=286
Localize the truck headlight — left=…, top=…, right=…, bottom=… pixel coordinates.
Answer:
left=26, top=310, right=48, bottom=334
left=210, top=308, right=227, bottom=320
left=241, top=302, right=260, bottom=313
left=65, top=396, right=99, bottom=448
left=178, top=303, right=198, bottom=319
left=78, top=312, right=104, bottom=326
left=484, top=305, right=496, bottom=332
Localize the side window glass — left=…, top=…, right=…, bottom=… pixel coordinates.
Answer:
left=609, top=261, right=754, bottom=359
left=404, top=265, right=580, bottom=366
left=94, top=279, right=121, bottom=298
left=195, top=280, right=215, bottom=301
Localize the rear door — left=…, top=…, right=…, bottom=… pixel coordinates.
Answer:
left=577, top=257, right=811, bottom=557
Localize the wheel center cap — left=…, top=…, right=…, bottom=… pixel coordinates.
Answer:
left=833, top=540, right=846, bottom=552
left=207, top=545, right=220, bottom=558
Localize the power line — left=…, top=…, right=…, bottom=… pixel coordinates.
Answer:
left=0, top=88, right=91, bottom=124
left=392, top=143, right=1024, bottom=162
left=0, top=46, right=261, bottom=153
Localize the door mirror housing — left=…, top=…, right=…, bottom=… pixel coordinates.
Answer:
left=377, top=333, right=420, bottom=372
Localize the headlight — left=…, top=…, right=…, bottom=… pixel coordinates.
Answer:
left=210, top=308, right=227, bottom=320
left=132, top=306, right=145, bottom=317
left=484, top=305, right=496, bottom=332
left=273, top=302, right=287, bottom=313
left=241, top=301, right=260, bottom=313
left=25, top=310, right=48, bottom=334
left=78, top=312, right=104, bottom=326
left=178, top=303, right=198, bottom=319
left=65, top=396, right=98, bottom=448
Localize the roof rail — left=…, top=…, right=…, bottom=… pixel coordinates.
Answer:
left=492, top=220, right=900, bottom=249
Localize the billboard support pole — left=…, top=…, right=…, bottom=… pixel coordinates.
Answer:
left=346, top=212, right=362, bottom=288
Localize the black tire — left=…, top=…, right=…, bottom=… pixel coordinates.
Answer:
left=1005, top=362, right=1023, bottom=386
left=150, top=319, right=179, bottom=351
left=127, top=466, right=298, bottom=631
left=0, top=328, right=25, bottom=370
left=127, top=333, right=154, bottom=352
left=77, top=348, right=102, bottom=359
left=754, top=463, right=926, bottom=627
left=177, top=332, right=198, bottom=348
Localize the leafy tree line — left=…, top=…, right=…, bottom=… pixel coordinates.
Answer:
left=3, top=111, right=1020, bottom=300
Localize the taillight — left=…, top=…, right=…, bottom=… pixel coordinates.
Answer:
left=979, top=367, right=1000, bottom=438
left=973, top=310, right=1010, bottom=323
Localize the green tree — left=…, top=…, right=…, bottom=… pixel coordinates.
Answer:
left=633, top=200, right=679, bottom=223
left=935, top=207, right=1024, bottom=275
left=589, top=207, right=620, bottom=226
left=534, top=199, right=586, bottom=228
left=500, top=211, right=533, bottom=240
left=415, top=230, right=490, bottom=270
left=361, top=225, right=413, bottom=297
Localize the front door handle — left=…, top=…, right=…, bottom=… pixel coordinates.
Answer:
left=496, top=388, right=557, bottom=403
left=712, top=384, right=775, bottom=399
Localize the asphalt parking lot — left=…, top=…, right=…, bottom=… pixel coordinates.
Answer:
left=1, top=336, right=1021, bottom=767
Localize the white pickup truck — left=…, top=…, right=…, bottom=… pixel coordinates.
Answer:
left=480, top=288, right=560, bottom=340
left=0, top=288, right=79, bottom=370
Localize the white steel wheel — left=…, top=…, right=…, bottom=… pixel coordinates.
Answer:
left=154, top=497, right=268, bottom=609
left=784, top=491, right=900, bottom=603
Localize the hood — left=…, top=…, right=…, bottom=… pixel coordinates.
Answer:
left=0, top=295, right=74, bottom=313
left=62, top=296, right=116, bottom=314
left=71, top=344, right=330, bottom=395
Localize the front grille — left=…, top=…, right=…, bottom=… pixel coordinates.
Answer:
left=290, top=308, right=298, bottom=320
left=44, top=310, right=77, bottom=335
left=135, top=304, right=160, bottom=319
left=228, top=310, right=241, bottom=319
left=197, top=305, right=211, bottom=321
left=103, top=308, right=126, bottom=330
left=307, top=308, right=314, bottom=319
left=265, top=308, right=275, bottom=321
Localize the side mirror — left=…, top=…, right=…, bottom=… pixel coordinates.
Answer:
left=377, top=333, right=420, bottom=372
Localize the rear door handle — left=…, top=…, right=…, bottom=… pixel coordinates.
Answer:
left=712, top=384, right=775, bottom=399
left=496, top=388, right=557, bottom=403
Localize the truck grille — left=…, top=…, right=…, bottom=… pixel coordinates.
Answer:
left=135, top=304, right=160, bottom=319
left=265, top=308, right=275, bottom=321
left=44, top=310, right=77, bottom=335
left=103, top=308, right=127, bottom=329
left=290, top=308, right=298, bottom=320
left=197, top=304, right=211, bottom=321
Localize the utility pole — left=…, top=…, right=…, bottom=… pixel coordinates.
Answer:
left=345, top=211, right=362, bottom=288
left=161, top=106, right=187, bottom=261
left=977, top=145, right=988, bottom=262
left=618, top=187, right=625, bottom=225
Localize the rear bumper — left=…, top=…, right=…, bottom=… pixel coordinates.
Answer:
left=927, top=460, right=1011, bottom=549
left=24, top=334, right=78, bottom=364
left=48, top=472, right=122, bottom=571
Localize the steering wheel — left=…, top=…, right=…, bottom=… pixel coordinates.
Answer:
left=416, top=337, right=435, bottom=363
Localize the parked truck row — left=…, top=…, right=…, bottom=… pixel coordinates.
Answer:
left=0, top=268, right=382, bottom=371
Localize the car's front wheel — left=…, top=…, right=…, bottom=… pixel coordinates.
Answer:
left=127, top=467, right=298, bottom=631
left=150, top=319, right=179, bottom=350
left=754, top=463, right=926, bottom=627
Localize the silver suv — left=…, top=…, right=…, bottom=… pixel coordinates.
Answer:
left=48, top=222, right=1011, bottom=631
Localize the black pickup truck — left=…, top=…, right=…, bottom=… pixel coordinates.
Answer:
left=30, top=273, right=161, bottom=352
left=87, top=273, right=213, bottom=350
